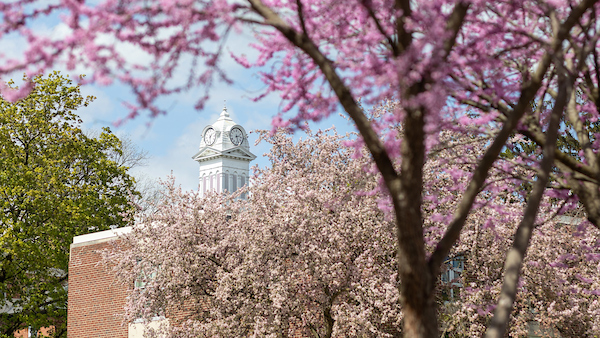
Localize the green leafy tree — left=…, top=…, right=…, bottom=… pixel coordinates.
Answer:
left=0, top=72, right=137, bottom=337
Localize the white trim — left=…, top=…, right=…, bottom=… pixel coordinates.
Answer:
left=72, top=227, right=132, bottom=244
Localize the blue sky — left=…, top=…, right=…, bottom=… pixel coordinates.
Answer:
left=72, top=48, right=355, bottom=192
left=1, top=7, right=357, bottom=191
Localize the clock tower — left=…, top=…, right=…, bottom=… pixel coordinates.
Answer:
left=192, top=105, right=256, bottom=197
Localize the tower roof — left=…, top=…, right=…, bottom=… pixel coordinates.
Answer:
left=210, top=106, right=236, bottom=138
left=192, top=104, right=256, bottom=162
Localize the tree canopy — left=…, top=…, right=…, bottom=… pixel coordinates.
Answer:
left=3, top=1, right=600, bottom=336
left=0, top=72, right=137, bottom=337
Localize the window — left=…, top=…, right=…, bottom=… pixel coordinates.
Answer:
left=135, top=258, right=157, bottom=289
left=441, top=257, right=463, bottom=302
left=452, top=255, right=464, bottom=270
left=223, top=173, right=229, bottom=192
left=441, top=254, right=464, bottom=287
left=240, top=176, right=246, bottom=199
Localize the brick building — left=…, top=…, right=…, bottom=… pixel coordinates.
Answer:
left=67, top=228, right=130, bottom=338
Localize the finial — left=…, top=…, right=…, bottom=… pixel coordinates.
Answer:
left=220, top=100, right=230, bottom=117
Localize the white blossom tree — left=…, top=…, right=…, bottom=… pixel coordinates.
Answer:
left=107, top=128, right=600, bottom=337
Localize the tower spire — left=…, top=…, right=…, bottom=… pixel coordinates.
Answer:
left=220, top=100, right=229, bottom=117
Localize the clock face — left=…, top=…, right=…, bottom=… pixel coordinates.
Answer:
left=229, top=127, right=244, bottom=146
left=204, top=128, right=216, bottom=145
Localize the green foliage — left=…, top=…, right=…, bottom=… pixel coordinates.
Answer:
left=0, top=72, right=137, bottom=337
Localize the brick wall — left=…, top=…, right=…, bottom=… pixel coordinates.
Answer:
left=67, top=229, right=130, bottom=338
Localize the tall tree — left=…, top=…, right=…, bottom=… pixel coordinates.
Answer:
left=0, top=72, right=137, bottom=337
left=3, top=1, right=600, bottom=337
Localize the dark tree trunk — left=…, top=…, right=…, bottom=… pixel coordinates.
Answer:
left=396, top=107, right=439, bottom=338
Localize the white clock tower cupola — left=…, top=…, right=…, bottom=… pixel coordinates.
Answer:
left=192, top=105, right=256, bottom=197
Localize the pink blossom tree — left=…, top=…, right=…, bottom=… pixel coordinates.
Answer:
left=438, top=211, right=600, bottom=337
left=4, top=0, right=600, bottom=337
left=427, top=132, right=600, bottom=337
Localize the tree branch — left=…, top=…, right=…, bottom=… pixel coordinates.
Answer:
left=518, top=128, right=598, bottom=181
left=394, top=0, right=412, bottom=53
left=295, top=0, right=309, bottom=40
left=247, top=0, right=401, bottom=195
left=485, top=68, right=571, bottom=338
left=361, top=0, right=398, bottom=56
left=429, top=0, right=597, bottom=276
left=442, top=2, right=470, bottom=57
